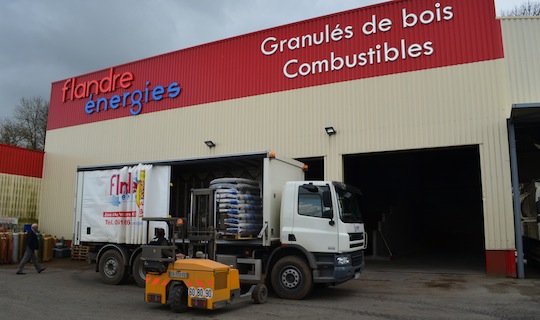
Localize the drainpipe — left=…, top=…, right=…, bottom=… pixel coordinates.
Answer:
left=508, top=119, right=524, bottom=279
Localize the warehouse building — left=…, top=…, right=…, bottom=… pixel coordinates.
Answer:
left=35, top=0, right=539, bottom=277
left=0, top=144, right=44, bottom=228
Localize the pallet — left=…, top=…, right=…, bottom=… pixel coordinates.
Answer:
left=220, top=233, right=257, bottom=240
left=71, top=245, right=90, bottom=261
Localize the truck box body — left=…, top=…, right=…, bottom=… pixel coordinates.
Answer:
left=73, top=164, right=171, bottom=245
left=73, top=152, right=304, bottom=247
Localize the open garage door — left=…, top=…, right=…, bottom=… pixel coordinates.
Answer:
left=343, top=146, right=485, bottom=273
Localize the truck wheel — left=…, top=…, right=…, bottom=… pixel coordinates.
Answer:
left=271, top=256, right=313, bottom=300
left=132, top=252, right=146, bottom=288
left=252, top=284, right=268, bottom=304
left=99, top=250, right=127, bottom=285
left=169, top=284, right=189, bottom=313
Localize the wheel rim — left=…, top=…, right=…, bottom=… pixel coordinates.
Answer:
left=105, top=258, right=118, bottom=277
left=260, top=286, right=268, bottom=298
left=137, top=265, right=146, bottom=281
left=281, top=266, right=301, bottom=289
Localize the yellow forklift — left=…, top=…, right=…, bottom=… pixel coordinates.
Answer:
left=141, top=217, right=267, bottom=312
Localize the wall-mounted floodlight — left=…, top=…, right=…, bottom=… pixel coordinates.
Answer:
left=205, top=140, right=216, bottom=148
left=325, top=126, right=336, bottom=136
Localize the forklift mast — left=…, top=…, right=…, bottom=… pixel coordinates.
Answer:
left=188, top=188, right=217, bottom=260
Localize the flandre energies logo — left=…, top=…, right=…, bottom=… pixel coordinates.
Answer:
left=61, top=67, right=181, bottom=116
left=103, top=170, right=146, bottom=226
left=260, top=2, right=454, bottom=79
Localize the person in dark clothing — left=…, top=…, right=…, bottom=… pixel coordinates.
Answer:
left=149, top=228, right=173, bottom=258
left=16, top=223, right=45, bottom=274
left=149, top=228, right=169, bottom=246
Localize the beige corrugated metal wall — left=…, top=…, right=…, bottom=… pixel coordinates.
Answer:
left=40, top=58, right=516, bottom=252
left=0, top=173, right=41, bottom=224
left=500, top=17, right=540, bottom=106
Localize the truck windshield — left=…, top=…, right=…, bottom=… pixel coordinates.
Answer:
left=333, top=182, right=363, bottom=223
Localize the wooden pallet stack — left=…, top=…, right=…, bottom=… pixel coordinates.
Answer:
left=71, top=245, right=90, bottom=261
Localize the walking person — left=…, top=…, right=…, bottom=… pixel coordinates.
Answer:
left=16, top=223, right=45, bottom=274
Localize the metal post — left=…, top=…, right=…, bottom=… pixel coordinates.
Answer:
left=508, top=120, right=525, bottom=279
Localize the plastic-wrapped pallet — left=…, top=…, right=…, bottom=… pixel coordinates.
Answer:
left=210, top=178, right=262, bottom=238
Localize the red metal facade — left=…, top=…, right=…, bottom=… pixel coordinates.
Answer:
left=485, top=250, right=517, bottom=277
left=0, top=144, right=44, bottom=178
left=48, top=0, right=503, bottom=130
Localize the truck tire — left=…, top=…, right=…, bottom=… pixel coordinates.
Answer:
left=271, top=256, right=313, bottom=300
left=169, top=284, right=189, bottom=313
left=99, top=250, right=128, bottom=285
left=252, top=283, right=268, bottom=304
left=132, top=252, right=146, bottom=288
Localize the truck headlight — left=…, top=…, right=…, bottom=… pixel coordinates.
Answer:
left=336, top=255, right=351, bottom=265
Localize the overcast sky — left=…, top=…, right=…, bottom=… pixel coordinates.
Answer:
left=0, top=0, right=524, bottom=119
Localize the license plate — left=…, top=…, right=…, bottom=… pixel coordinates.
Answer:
left=191, top=299, right=207, bottom=308
left=354, top=272, right=360, bottom=279
left=169, top=271, right=189, bottom=278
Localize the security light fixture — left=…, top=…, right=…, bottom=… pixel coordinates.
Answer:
left=325, top=126, right=336, bottom=136
left=205, top=140, right=216, bottom=148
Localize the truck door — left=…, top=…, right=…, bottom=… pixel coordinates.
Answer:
left=290, top=184, right=339, bottom=253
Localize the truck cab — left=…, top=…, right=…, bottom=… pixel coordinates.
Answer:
left=269, top=181, right=366, bottom=299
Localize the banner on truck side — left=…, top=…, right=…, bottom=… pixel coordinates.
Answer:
left=78, top=164, right=170, bottom=244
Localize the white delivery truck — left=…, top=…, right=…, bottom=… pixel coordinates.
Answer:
left=73, top=151, right=367, bottom=299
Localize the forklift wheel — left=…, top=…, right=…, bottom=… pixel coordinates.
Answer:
left=169, top=284, right=189, bottom=313
left=252, top=284, right=268, bottom=304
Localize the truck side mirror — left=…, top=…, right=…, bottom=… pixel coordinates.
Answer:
left=322, top=190, right=332, bottom=207
left=322, top=190, right=334, bottom=225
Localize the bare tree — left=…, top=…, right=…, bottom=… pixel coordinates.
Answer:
left=0, top=96, right=49, bottom=150
left=500, top=0, right=540, bottom=16
left=0, top=118, right=21, bottom=146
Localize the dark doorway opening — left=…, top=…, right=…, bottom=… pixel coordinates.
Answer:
left=343, top=146, right=485, bottom=272
left=510, top=105, right=540, bottom=277
left=297, top=157, right=324, bottom=181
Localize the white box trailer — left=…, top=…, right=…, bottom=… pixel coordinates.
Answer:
left=73, top=151, right=367, bottom=299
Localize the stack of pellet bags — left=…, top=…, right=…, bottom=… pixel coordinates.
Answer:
left=209, top=178, right=262, bottom=238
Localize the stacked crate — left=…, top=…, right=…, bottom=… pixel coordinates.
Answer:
left=210, top=178, right=262, bottom=238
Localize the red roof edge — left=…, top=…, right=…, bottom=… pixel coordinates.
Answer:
left=0, top=144, right=45, bottom=178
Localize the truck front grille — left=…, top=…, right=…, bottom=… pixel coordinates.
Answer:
left=351, top=250, right=364, bottom=267
left=348, top=232, right=364, bottom=241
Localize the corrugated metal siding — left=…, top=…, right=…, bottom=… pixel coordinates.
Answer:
left=40, top=60, right=514, bottom=250
left=0, top=173, right=41, bottom=223
left=0, top=144, right=44, bottom=178
left=38, top=153, right=78, bottom=238
left=500, top=17, right=540, bottom=105
left=0, top=145, right=43, bottom=224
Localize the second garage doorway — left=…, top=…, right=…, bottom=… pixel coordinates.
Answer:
left=343, top=145, right=486, bottom=272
